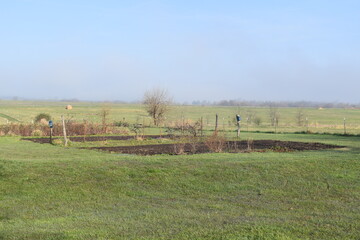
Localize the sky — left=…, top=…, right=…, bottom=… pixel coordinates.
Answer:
left=1, top=0, right=360, bottom=103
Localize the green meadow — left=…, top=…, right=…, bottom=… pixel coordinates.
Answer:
left=0, top=101, right=360, bottom=239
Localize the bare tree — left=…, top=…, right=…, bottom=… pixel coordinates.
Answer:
left=295, top=109, right=305, bottom=126
left=268, top=105, right=280, bottom=127
left=143, top=88, right=172, bottom=126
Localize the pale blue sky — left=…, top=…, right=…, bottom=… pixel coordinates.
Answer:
left=1, top=0, right=359, bottom=103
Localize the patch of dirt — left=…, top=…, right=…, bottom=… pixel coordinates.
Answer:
left=21, top=135, right=175, bottom=143
left=22, top=135, right=342, bottom=155
left=85, top=140, right=341, bottom=155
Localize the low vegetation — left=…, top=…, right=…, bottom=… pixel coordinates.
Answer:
left=34, top=113, right=51, bottom=123
left=0, top=100, right=359, bottom=239
left=0, top=133, right=359, bottom=239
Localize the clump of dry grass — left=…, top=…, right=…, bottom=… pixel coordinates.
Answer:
left=205, top=132, right=226, bottom=153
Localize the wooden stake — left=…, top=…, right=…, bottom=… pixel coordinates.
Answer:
left=215, top=114, right=219, bottom=132
left=50, top=128, right=53, bottom=144
left=237, top=122, right=240, bottom=138
left=61, top=115, right=68, bottom=146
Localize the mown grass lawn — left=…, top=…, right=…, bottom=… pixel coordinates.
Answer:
left=0, top=134, right=359, bottom=239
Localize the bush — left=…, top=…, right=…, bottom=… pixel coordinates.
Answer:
left=173, top=142, right=186, bottom=155
left=167, top=119, right=202, bottom=137
left=254, top=116, right=262, bottom=126
left=114, top=121, right=130, bottom=127
left=34, top=113, right=51, bottom=123
left=205, top=132, right=226, bottom=153
left=31, top=129, right=44, bottom=136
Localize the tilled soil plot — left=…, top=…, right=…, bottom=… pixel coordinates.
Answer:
left=86, top=140, right=341, bottom=155
left=22, top=135, right=175, bottom=143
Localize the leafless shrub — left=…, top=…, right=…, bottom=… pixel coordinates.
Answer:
left=167, top=119, right=202, bottom=137
left=295, top=109, right=305, bottom=126
left=129, top=124, right=142, bottom=138
left=268, top=105, right=280, bottom=127
left=100, top=105, right=111, bottom=134
left=173, top=142, right=186, bottom=155
left=143, top=88, right=172, bottom=126
left=187, top=136, right=201, bottom=154
left=254, top=116, right=262, bottom=126
left=205, top=132, right=226, bottom=153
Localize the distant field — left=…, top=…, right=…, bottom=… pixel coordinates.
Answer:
left=0, top=100, right=359, bottom=134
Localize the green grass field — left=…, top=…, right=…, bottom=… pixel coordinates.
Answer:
left=1, top=101, right=360, bottom=239
left=0, top=132, right=359, bottom=239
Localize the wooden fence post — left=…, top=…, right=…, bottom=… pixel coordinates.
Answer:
left=215, top=114, right=218, bottom=132
left=61, top=115, right=68, bottom=146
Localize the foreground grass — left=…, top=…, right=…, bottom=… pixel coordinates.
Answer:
left=0, top=134, right=359, bottom=239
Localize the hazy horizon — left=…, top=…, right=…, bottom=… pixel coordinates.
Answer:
left=1, top=1, right=359, bottom=103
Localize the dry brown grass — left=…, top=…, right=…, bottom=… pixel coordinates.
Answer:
left=205, top=132, right=226, bottom=153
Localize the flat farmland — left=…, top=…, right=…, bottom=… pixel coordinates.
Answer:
left=0, top=100, right=359, bottom=134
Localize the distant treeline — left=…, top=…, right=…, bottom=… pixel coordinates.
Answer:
left=1, top=97, right=359, bottom=109
left=191, top=100, right=360, bottom=108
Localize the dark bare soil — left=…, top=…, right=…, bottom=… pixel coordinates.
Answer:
left=86, top=140, right=340, bottom=155
left=22, top=135, right=342, bottom=155
left=21, top=135, right=175, bottom=143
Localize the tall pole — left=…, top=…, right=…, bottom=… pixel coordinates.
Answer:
left=344, top=118, right=346, bottom=135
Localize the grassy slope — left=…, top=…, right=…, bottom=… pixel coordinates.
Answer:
left=0, top=134, right=359, bottom=239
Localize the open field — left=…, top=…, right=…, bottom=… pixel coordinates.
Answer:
left=1, top=101, right=360, bottom=239
left=1, top=132, right=360, bottom=239
left=0, top=100, right=360, bottom=134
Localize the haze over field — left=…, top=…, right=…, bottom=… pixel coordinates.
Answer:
left=1, top=1, right=359, bottom=103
